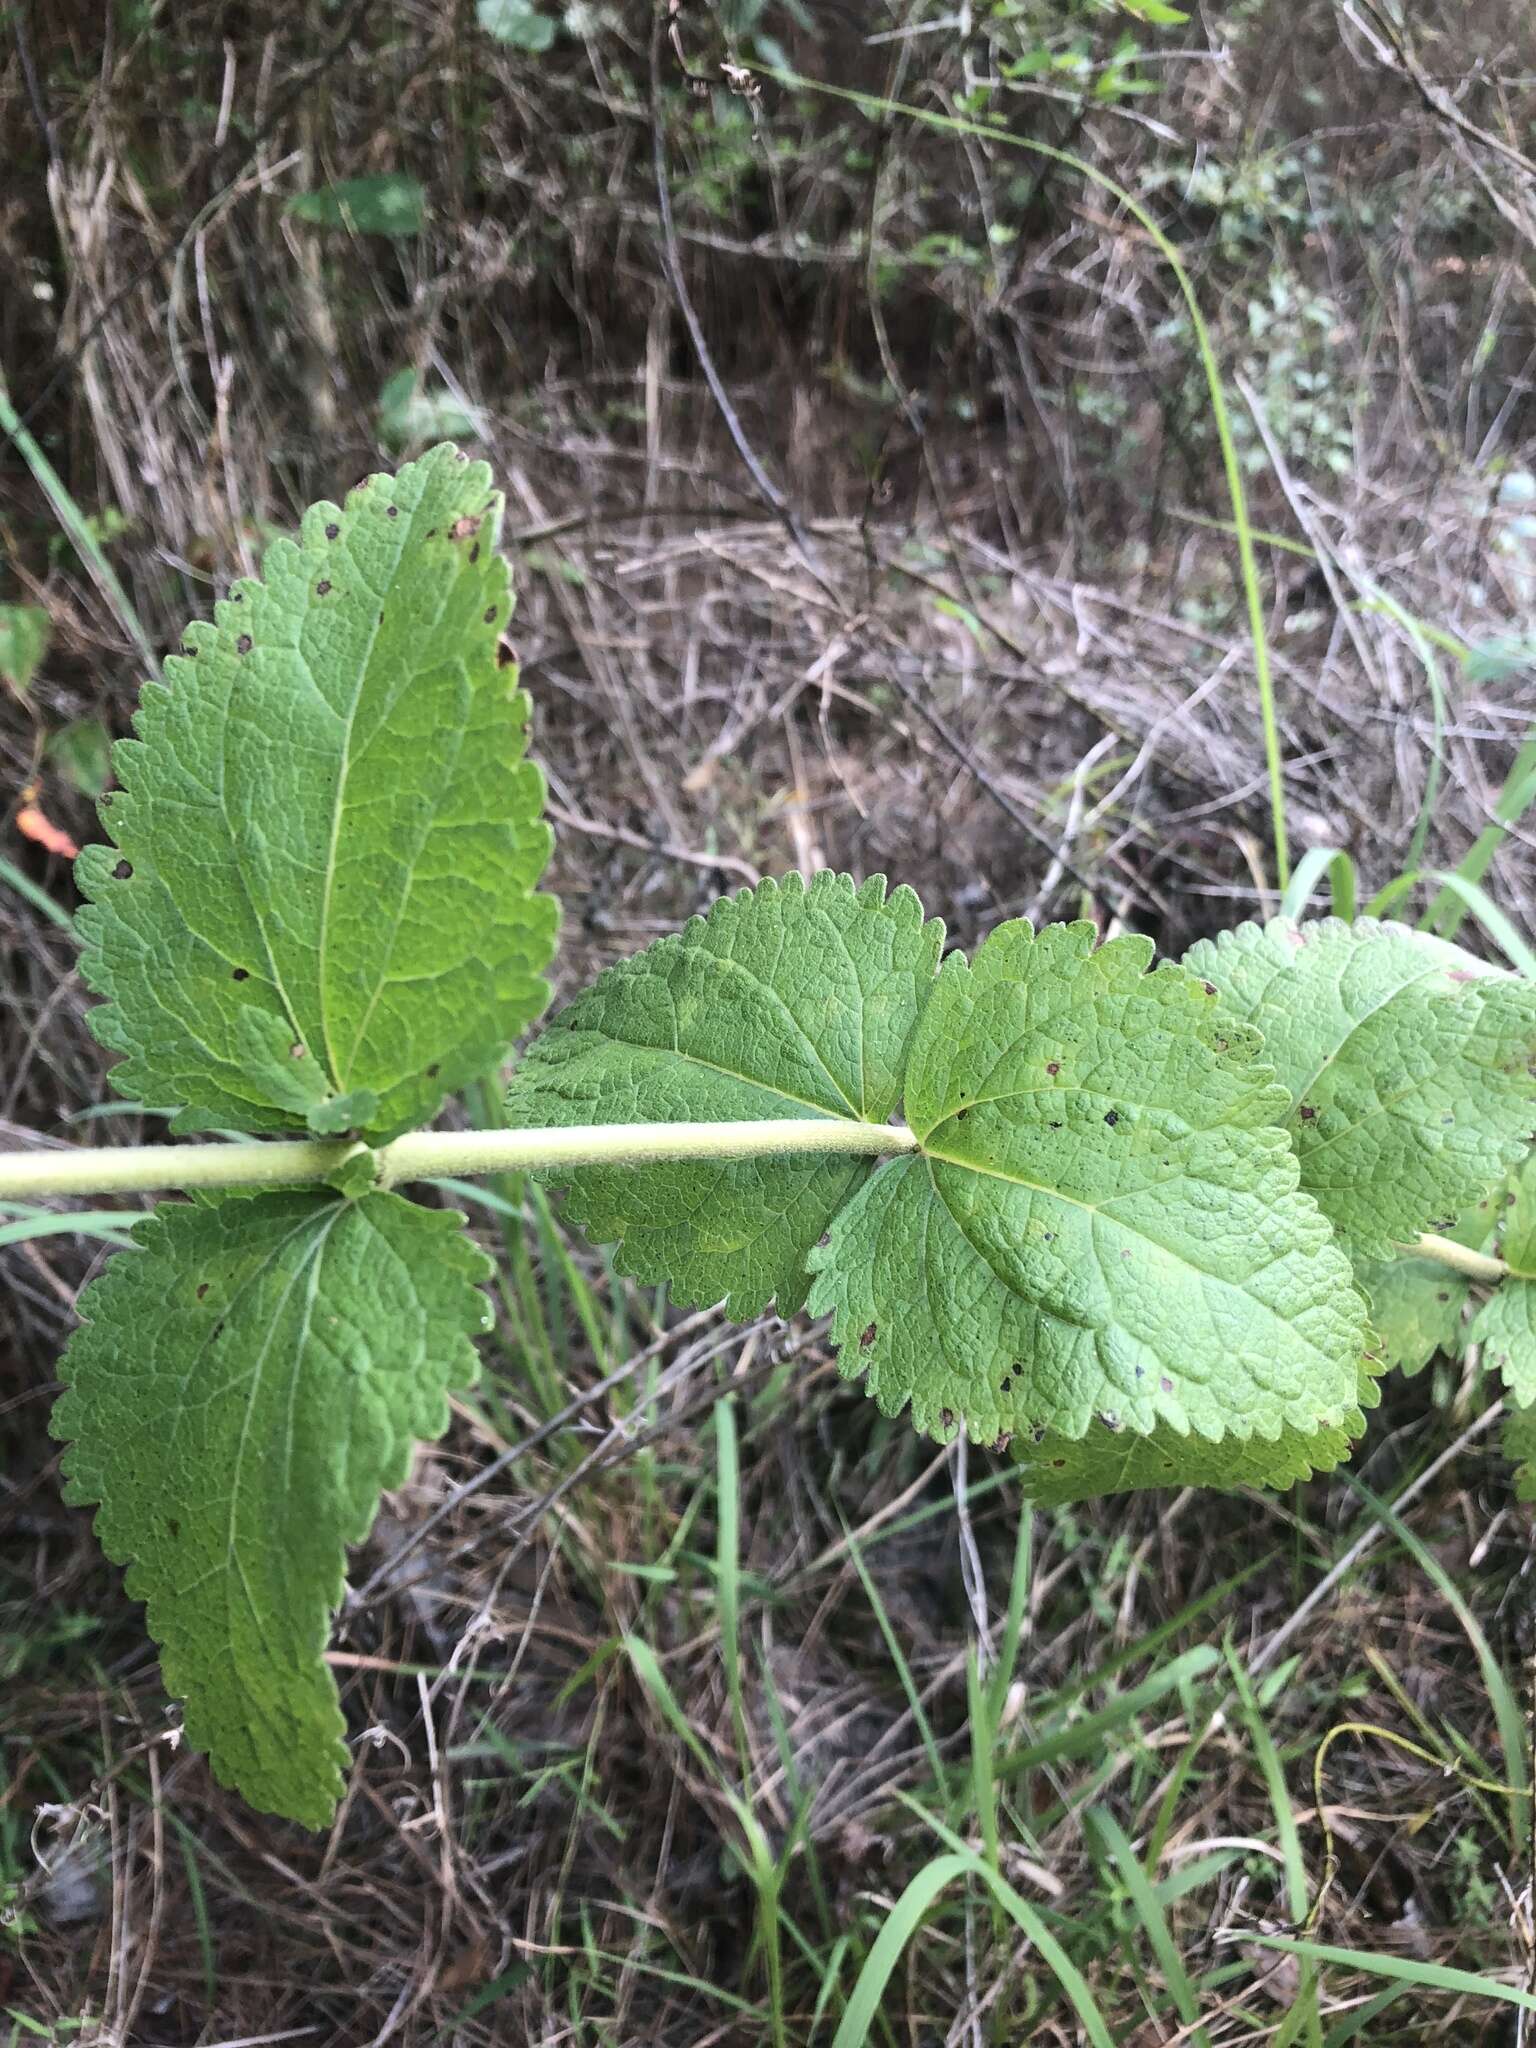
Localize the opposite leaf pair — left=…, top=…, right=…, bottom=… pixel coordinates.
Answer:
left=506, top=885, right=1536, bottom=1503
left=53, top=446, right=560, bottom=1825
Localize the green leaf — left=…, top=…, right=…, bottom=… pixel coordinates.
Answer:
left=285, top=174, right=426, bottom=237
left=1354, top=1252, right=1472, bottom=1377
left=1012, top=1362, right=1381, bottom=1504
left=1437, top=1156, right=1536, bottom=1398
left=52, top=1190, right=489, bottom=1827
left=503, top=871, right=944, bottom=1317
left=477, top=0, right=557, bottom=50
left=1352, top=1190, right=1496, bottom=1377
left=1470, top=1282, right=1536, bottom=1404
left=376, top=369, right=480, bottom=455
left=76, top=443, right=557, bottom=1141
left=1184, top=918, right=1536, bottom=1257
left=1491, top=1149, right=1536, bottom=1278
left=806, top=921, right=1367, bottom=1447
left=1464, top=638, right=1536, bottom=686
left=1503, top=1402, right=1536, bottom=1502
left=0, top=603, right=50, bottom=695
left=46, top=717, right=114, bottom=798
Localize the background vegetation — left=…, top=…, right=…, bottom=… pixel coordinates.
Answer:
left=4, top=0, right=1536, bottom=2038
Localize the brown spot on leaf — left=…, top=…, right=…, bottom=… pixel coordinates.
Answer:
left=859, top=1323, right=877, bottom=1348
left=235, top=634, right=252, bottom=655
left=316, top=580, right=331, bottom=596
left=113, top=860, right=132, bottom=880
left=1046, top=1061, right=1060, bottom=1076
left=325, top=522, right=340, bottom=540
left=1201, top=980, right=1217, bottom=995
left=1104, top=1110, right=1119, bottom=1127
left=195, top=1284, right=208, bottom=1300
left=449, top=514, right=481, bottom=541
left=483, top=606, right=497, bottom=624
left=231, top=967, right=248, bottom=982
left=386, top=504, right=398, bottom=519
left=1298, top=1104, right=1316, bottom=1121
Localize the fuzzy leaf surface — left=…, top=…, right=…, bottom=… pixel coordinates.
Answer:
left=1470, top=1283, right=1536, bottom=1406
left=1011, top=1362, right=1381, bottom=1504
left=1355, top=1254, right=1472, bottom=1377
left=1183, top=918, right=1536, bottom=1257
left=76, top=443, right=556, bottom=1140
left=1352, top=1193, right=1496, bottom=1377
left=1491, top=1150, right=1536, bottom=1278
left=52, top=1191, right=490, bottom=1826
left=806, top=921, right=1367, bottom=1447
left=502, top=871, right=944, bottom=1317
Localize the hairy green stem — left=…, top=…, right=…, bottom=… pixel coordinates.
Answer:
left=1408, top=1232, right=1509, bottom=1283
left=0, top=1119, right=921, bottom=1203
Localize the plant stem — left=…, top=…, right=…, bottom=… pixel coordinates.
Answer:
left=0, top=1119, right=921, bottom=1204
left=1407, top=1232, right=1509, bottom=1283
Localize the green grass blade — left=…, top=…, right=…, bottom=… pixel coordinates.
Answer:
left=830, top=1850, right=1115, bottom=2048
left=999, top=1647, right=1220, bottom=1774
left=750, top=64, right=1290, bottom=887
left=1426, top=728, right=1536, bottom=938
left=715, top=1395, right=751, bottom=1791
left=1280, top=846, right=1357, bottom=922
left=0, top=855, right=74, bottom=932
left=1247, top=1934, right=1536, bottom=2012
left=0, top=374, right=158, bottom=680
left=0, top=1208, right=142, bottom=1249
left=841, top=1521, right=952, bottom=1803
left=1419, top=873, right=1536, bottom=978
left=1085, top=1808, right=1206, bottom=2037
left=1224, top=1644, right=1321, bottom=2047
left=1321, top=1983, right=1413, bottom=2044
left=1344, top=1476, right=1530, bottom=1851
